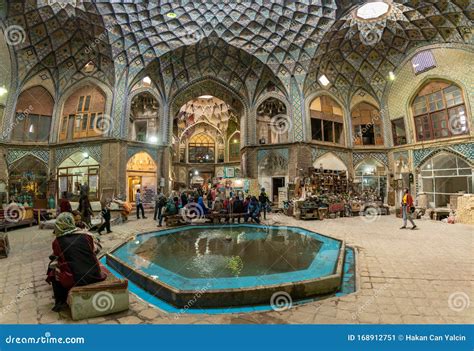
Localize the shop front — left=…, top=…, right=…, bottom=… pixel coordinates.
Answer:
left=126, top=152, right=157, bottom=204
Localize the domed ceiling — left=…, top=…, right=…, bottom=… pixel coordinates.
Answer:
left=2, top=0, right=473, bottom=101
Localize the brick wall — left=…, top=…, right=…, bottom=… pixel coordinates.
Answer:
left=16, top=86, right=54, bottom=115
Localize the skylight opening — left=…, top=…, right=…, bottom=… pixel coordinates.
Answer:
left=356, top=2, right=390, bottom=20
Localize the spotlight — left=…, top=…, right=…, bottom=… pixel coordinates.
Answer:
left=167, top=12, right=177, bottom=18
left=0, top=86, right=7, bottom=96
left=148, top=135, right=158, bottom=143
left=319, top=75, right=330, bottom=86
left=198, top=95, right=213, bottom=99
left=82, top=152, right=89, bottom=159
left=389, top=71, right=395, bottom=81
left=142, top=76, right=152, bottom=85
left=194, top=170, right=199, bottom=176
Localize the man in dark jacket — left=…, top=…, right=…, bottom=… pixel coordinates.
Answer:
left=258, top=188, right=270, bottom=220
left=232, top=195, right=245, bottom=223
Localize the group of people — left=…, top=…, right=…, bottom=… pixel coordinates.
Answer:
left=152, top=187, right=271, bottom=226
left=58, top=191, right=113, bottom=235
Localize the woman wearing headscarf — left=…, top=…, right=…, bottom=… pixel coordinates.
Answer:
left=46, top=213, right=106, bottom=312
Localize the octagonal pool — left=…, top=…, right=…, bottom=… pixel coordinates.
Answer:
left=106, top=224, right=346, bottom=309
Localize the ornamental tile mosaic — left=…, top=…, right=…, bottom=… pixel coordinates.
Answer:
left=127, top=146, right=159, bottom=162
left=55, top=145, right=102, bottom=166
left=353, top=152, right=388, bottom=167
left=311, top=147, right=350, bottom=169
left=6, top=149, right=49, bottom=166
left=413, top=143, right=474, bottom=167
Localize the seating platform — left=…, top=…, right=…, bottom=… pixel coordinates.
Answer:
left=67, top=265, right=129, bottom=321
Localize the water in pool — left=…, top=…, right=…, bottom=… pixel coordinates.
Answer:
left=134, top=227, right=323, bottom=278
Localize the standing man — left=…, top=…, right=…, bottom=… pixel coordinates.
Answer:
left=258, top=188, right=270, bottom=220
left=400, top=188, right=416, bottom=230
left=136, top=189, right=146, bottom=219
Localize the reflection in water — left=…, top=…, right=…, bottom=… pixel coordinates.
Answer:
left=135, top=228, right=323, bottom=278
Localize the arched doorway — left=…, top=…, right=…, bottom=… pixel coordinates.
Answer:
left=126, top=152, right=157, bottom=204
left=57, top=152, right=100, bottom=200
left=354, top=159, right=388, bottom=202
left=351, top=102, right=383, bottom=146
left=313, top=152, right=348, bottom=173
left=9, top=156, right=48, bottom=207
left=420, top=152, right=473, bottom=207
left=173, top=95, right=242, bottom=190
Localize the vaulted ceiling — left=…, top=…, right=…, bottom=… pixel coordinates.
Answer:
left=3, top=0, right=473, bottom=101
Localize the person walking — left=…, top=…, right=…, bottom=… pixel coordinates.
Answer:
left=136, top=189, right=146, bottom=219
left=156, top=193, right=167, bottom=227
left=258, top=188, right=270, bottom=220
left=400, top=188, right=417, bottom=230
left=97, top=200, right=112, bottom=235
left=78, top=191, right=93, bottom=227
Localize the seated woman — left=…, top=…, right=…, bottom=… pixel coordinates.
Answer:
left=46, top=212, right=106, bottom=312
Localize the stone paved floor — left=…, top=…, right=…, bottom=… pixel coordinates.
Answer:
left=0, top=213, right=472, bottom=324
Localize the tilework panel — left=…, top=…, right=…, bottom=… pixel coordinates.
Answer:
left=353, top=152, right=389, bottom=167
left=413, top=143, right=474, bottom=167
left=6, top=149, right=49, bottom=166
left=55, top=145, right=102, bottom=166
left=310, top=147, right=351, bottom=169
left=127, top=146, right=159, bottom=162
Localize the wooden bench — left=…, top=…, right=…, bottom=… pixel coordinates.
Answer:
left=67, top=265, right=129, bottom=321
left=0, top=209, right=35, bottom=233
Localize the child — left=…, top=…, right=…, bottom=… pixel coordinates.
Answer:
left=98, top=201, right=112, bottom=235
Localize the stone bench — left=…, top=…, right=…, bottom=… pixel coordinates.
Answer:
left=67, top=266, right=129, bottom=321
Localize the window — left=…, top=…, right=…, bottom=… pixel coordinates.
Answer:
left=188, top=134, right=215, bottom=163
left=421, top=153, right=473, bottom=207
left=354, top=159, right=387, bottom=200
left=129, top=92, right=159, bottom=143
left=310, top=96, right=344, bottom=145
left=12, top=86, right=53, bottom=142
left=229, top=132, right=240, bottom=162
left=391, top=118, right=407, bottom=146
left=351, top=102, right=383, bottom=146
left=412, top=81, right=469, bottom=141
left=59, top=86, right=107, bottom=141
left=411, top=51, right=436, bottom=75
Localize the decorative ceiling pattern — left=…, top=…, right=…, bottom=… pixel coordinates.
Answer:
left=304, top=0, right=473, bottom=100
left=3, top=0, right=473, bottom=102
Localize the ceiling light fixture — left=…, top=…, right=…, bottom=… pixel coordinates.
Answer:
left=319, top=75, right=330, bottom=86
left=389, top=71, right=395, bottom=81
left=142, top=76, right=152, bottom=85
left=167, top=12, right=177, bottom=18
left=198, top=95, right=213, bottom=99
left=148, top=135, right=158, bottom=143
left=0, top=86, right=7, bottom=96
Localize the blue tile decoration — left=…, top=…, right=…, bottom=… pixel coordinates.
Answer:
left=413, top=143, right=474, bottom=167
left=291, top=77, right=304, bottom=142
left=311, top=147, right=351, bottom=169
left=353, top=152, right=389, bottom=167
left=257, top=148, right=289, bottom=163
left=127, top=146, right=159, bottom=161
left=6, top=149, right=49, bottom=166
left=55, top=145, right=102, bottom=166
